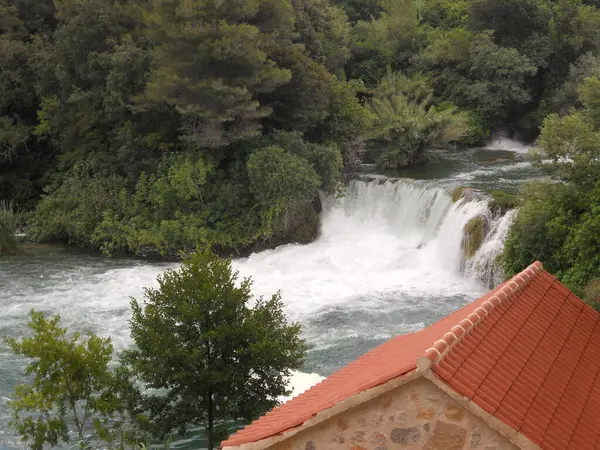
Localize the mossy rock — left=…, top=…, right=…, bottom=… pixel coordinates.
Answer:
left=462, top=216, right=486, bottom=259
left=451, top=186, right=467, bottom=203
left=450, top=186, right=484, bottom=204
left=489, top=190, right=518, bottom=214
left=284, top=206, right=321, bottom=244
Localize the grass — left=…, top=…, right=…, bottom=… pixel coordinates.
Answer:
left=0, top=201, right=24, bottom=254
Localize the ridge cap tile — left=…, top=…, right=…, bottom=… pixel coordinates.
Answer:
left=223, top=263, right=600, bottom=449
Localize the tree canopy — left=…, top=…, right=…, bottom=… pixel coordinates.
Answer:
left=2, top=0, right=600, bottom=256
left=121, top=250, right=306, bottom=449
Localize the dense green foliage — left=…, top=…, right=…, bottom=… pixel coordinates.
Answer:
left=121, top=250, right=306, bottom=449
left=3, top=0, right=600, bottom=255
left=7, top=251, right=306, bottom=448
left=503, top=75, right=600, bottom=307
left=5, top=311, right=147, bottom=449
left=366, top=71, right=471, bottom=167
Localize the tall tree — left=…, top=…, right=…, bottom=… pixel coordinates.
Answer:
left=143, top=0, right=294, bottom=149
left=122, top=250, right=307, bottom=450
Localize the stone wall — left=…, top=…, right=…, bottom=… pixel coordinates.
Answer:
left=270, top=377, right=518, bottom=450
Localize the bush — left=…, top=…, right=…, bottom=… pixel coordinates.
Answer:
left=502, top=182, right=580, bottom=279
left=29, top=173, right=125, bottom=247
left=256, top=131, right=343, bottom=194
left=366, top=71, right=471, bottom=168
left=489, top=190, right=518, bottom=214
left=247, top=146, right=321, bottom=232
left=0, top=201, right=24, bottom=254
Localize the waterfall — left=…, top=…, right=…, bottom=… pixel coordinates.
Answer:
left=466, top=209, right=516, bottom=287
left=321, top=179, right=510, bottom=283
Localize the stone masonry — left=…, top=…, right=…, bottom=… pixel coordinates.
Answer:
left=270, top=377, right=517, bottom=450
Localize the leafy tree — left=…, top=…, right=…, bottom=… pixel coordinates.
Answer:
left=505, top=75, right=600, bottom=294
left=546, top=52, right=600, bottom=114
left=332, top=0, right=383, bottom=22
left=535, top=105, right=600, bottom=189
left=247, top=145, right=321, bottom=240
left=266, top=44, right=335, bottom=132
left=421, top=0, right=470, bottom=29
left=144, top=0, right=293, bottom=149
left=291, top=0, right=351, bottom=77
left=420, top=30, right=537, bottom=126
left=366, top=71, right=471, bottom=168
left=5, top=310, right=146, bottom=450
left=121, top=250, right=307, bottom=450
left=348, top=0, right=423, bottom=84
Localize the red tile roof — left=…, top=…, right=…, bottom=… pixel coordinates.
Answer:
left=222, top=262, right=600, bottom=449
left=431, top=264, right=600, bottom=450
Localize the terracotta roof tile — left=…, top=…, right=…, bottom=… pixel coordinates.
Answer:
left=222, top=262, right=600, bottom=449
left=433, top=266, right=600, bottom=450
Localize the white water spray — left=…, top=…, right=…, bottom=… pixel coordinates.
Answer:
left=0, top=179, right=515, bottom=431
left=485, top=138, right=531, bottom=154
left=466, top=209, right=517, bottom=287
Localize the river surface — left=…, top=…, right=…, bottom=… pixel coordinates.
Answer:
left=0, top=141, right=542, bottom=448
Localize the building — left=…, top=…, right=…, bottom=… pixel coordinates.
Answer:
left=221, top=262, right=600, bottom=450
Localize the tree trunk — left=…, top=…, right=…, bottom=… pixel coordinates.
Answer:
left=208, top=391, right=214, bottom=450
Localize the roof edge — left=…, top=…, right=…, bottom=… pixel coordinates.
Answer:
left=221, top=370, right=422, bottom=450
left=417, top=261, right=544, bottom=373
left=423, top=372, right=540, bottom=450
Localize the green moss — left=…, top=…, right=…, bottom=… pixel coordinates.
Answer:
left=489, top=190, right=518, bottom=214
left=462, top=216, right=486, bottom=259
left=451, top=186, right=467, bottom=203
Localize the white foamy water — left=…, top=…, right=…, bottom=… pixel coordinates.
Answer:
left=467, top=210, right=517, bottom=287
left=485, top=138, right=531, bottom=154
left=0, top=178, right=515, bottom=447
left=234, top=180, right=487, bottom=321
left=232, top=180, right=496, bottom=373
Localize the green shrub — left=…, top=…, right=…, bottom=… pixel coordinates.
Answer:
left=0, top=201, right=24, bottom=254
left=29, top=173, right=125, bottom=247
left=502, top=181, right=586, bottom=287
left=489, top=190, right=518, bottom=214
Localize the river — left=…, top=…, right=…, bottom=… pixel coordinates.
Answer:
left=0, top=140, right=542, bottom=448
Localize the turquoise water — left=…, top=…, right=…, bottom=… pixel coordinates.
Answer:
left=0, top=146, right=542, bottom=448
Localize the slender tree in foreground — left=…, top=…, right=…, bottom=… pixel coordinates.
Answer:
left=121, top=250, right=307, bottom=450
left=5, top=311, right=147, bottom=450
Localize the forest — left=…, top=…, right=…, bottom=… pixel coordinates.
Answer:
left=2, top=0, right=600, bottom=299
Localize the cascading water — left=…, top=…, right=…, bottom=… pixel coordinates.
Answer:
left=466, top=209, right=517, bottom=287
left=0, top=178, right=516, bottom=449
left=233, top=179, right=513, bottom=375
